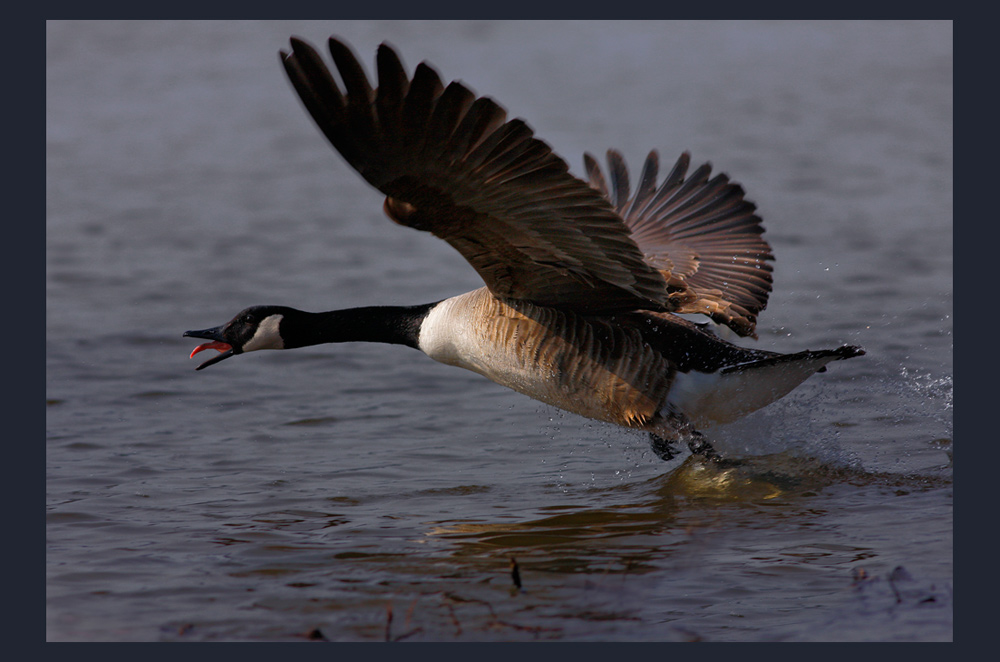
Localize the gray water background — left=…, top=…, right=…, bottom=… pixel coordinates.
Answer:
left=46, top=20, right=953, bottom=641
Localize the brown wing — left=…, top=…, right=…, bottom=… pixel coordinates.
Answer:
left=280, top=36, right=674, bottom=315
left=584, top=150, right=774, bottom=337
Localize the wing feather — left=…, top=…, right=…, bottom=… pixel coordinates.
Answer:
left=281, top=37, right=672, bottom=315
left=585, top=149, right=774, bottom=336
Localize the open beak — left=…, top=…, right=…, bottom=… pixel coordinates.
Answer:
left=183, top=326, right=235, bottom=370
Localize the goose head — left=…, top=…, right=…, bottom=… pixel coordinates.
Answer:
left=184, top=305, right=291, bottom=370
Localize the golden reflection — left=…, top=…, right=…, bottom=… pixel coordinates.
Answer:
left=659, top=457, right=787, bottom=501
left=423, top=451, right=951, bottom=569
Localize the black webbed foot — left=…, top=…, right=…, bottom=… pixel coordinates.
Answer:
left=650, top=429, right=730, bottom=465
left=654, top=412, right=744, bottom=467
left=686, top=430, right=721, bottom=460
left=686, top=429, right=745, bottom=468
left=649, top=433, right=680, bottom=461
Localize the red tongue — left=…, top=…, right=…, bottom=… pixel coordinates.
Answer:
left=190, top=341, right=232, bottom=359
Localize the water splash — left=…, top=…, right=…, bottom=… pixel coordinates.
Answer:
left=897, top=366, right=953, bottom=438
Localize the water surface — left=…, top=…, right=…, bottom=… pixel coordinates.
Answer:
left=47, top=20, right=952, bottom=641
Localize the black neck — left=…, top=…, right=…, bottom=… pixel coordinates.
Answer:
left=280, top=303, right=435, bottom=350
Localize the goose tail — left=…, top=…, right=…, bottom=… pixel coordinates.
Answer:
left=667, top=344, right=865, bottom=428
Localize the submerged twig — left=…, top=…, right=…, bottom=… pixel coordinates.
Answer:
left=384, top=599, right=423, bottom=642
left=444, top=592, right=559, bottom=636
left=888, top=565, right=913, bottom=604
left=447, top=603, right=463, bottom=637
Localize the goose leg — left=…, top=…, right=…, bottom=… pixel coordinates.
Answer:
left=648, top=429, right=722, bottom=462
left=655, top=413, right=731, bottom=464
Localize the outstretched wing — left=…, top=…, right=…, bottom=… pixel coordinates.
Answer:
left=585, top=150, right=773, bottom=336
left=280, top=36, right=675, bottom=315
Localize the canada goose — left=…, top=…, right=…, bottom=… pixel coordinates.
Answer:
left=185, top=36, right=864, bottom=462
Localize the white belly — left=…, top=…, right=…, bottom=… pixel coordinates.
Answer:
left=418, top=293, right=575, bottom=410
left=417, top=289, right=671, bottom=428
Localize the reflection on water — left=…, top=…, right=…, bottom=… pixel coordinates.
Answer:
left=428, top=452, right=952, bottom=571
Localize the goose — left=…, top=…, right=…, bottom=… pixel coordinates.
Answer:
left=184, top=36, right=864, bottom=462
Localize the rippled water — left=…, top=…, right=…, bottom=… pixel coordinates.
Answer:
left=46, top=20, right=952, bottom=641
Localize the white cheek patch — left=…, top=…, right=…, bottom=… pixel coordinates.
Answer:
left=242, top=314, right=285, bottom=352
left=418, top=300, right=462, bottom=366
